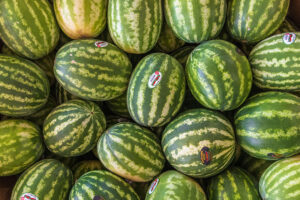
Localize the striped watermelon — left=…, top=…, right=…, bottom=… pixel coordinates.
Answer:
left=155, top=21, right=185, bottom=53
left=97, top=122, right=165, bottom=182
left=161, top=108, right=236, bottom=178
left=11, top=159, right=73, bottom=200
left=55, top=82, right=79, bottom=105
left=259, top=155, right=300, bottom=200
left=1, top=43, right=56, bottom=86
left=106, top=93, right=131, bottom=118
left=227, top=0, right=289, bottom=43
left=72, top=160, right=102, bottom=181
left=235, top=91, right=300, bottom=160
left=127, top=53, right=186, bottom=127
left=186, top=40, right=252, bottom=111
left=70, top=170, right=140, bottom=200
left=25, top=95, right=56, bottom=126
left=108, top=0, right=162, bottom=54
left=171, top=45, right=196, bottom=66
left=238, top=152, right=275, bottom=180
left=208, top=167, right=260, bottom=200
left=43, top=99, right=106, bottom=157
left=0, top=119, right=44, bottom=176
left=145, top=170, right=206, bottom=200
left=0, top=55, right=50, bottom=117
left=249, top=32, right=300, bottom=91
left=54, top=0, right=107, bottom=39
left=54, top=39, right=132, bottom=101
left=0, top=0, right=59, bottom=59
left=164, top=0, right=227, bottom=43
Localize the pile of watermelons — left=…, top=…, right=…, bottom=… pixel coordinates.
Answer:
left=0, top=0, right=299, bottom=199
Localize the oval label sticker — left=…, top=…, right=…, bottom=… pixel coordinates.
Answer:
left=21, top=193, right=38, bottom=200
left=95, top=41, right=108, bottom=48
left=148, top=178, right=159, bottom=194
left=200, top=147, right=212, bottom=165
left=148, top=71, right=162, bottom=88
left=283, top=33, right=296, bottom=45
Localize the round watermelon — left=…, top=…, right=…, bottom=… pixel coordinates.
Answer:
left=161, top=108, right=236, bottom=178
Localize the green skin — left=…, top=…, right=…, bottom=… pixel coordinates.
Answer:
left=43, top=99, right=106, bottom=157
left=11, top=159, right=73, bottom=200
left=145, top=170, right=206, bottom=200
left=127, top=53, right=186, bottom=127
left=0, top=0, right=60, bottom=59
left=0, top=55, right=50, bottom=117
left=249, top=32, right=300, bottom=91
left=69, top=170, right=140, bottom=200
left=227, top=0, right=289, bottom=43
left=54, top=39, right=132, bottom=101
left=235, top=91, right=300, bottom=160
left=186, top=40, right=252, bottom=111
left=0, top=119, right=44, bottom=176
left=161, top=108, right=236, bottom=178
left=208, top=167, right=260, bottom=200
left=259, top=155, right=300, bottom=200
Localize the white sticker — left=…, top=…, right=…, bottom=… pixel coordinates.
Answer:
left=21, top=193, right=39, bottom=200
left=95, top=41, right=108, bottom=48
left=283, top=33, right=296, bottom=45
left=148, top=71, right=162, bottom=88
left=148, top=178, right=159, bottom=194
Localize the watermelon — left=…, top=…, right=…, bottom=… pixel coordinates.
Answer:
left=106, top=93, right=131, bottom=118
left=186, top=40, right=252, bottom=111
left=161, top=108, right=236, bottom=178
left=0, top=119, right=44, bottom=176
left=43, top=99, right=106, bottom=157
left=108, top=0, right=162, bottom=54
left=164, top=0, right=227, bottom=43
left=145, top=170, right=206, bottom=200
left=227, top=0, right=289, bottom=43
left=25, top=95, right=56, bottom=126
left=54, top=0, right=107, bottom=39
left=249, top=32, right=300, bottom=91
left=70, top=170, right=140, bottom=200
left=1, top=43, right=56, bottom=86
left=155, top=21, right=185, bottom=53
left=0, top=55, right=50, bottom=117
left=0, top=0, right=59, bottom=59
left=97, top=122, right=165, bottom=182
left=235, top=91, right=300, bottom=160
left=54, top=39, right=132, bottom=101
left=171, top=45, right=196, bottom=66
left=207, top=167, right=260, bottom=200
left=72, top=160, right=102, bottom=181
left=11, top=159, right=73, bottom=200
left=127, top=53, right=186, bottom=127
left=238, top=152, right=275, bottom=180
left=259, top=155, right=300, bottom=200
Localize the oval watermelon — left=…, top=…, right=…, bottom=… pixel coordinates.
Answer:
left=127, top=53, right=186, bottom=127
left=97, top=122, right=165, bottom=182
left=43, top=99, right=106, bottom=157
left=161, top=108, right=236, bottom=178
left=54, top=39, right=132, bottom=101
left=235, top=91, right=300, bottom=160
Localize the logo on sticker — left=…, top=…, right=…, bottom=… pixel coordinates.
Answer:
left=148, top=178, right=159, bottom=194
left=283, top=33, right=296, bottom=45
left=21, top=193, right=38, bottom=200
left=148, top=71, right=162, bottom=88
left=95, top=41, right=108, bottom=48
left=267, top=153, right=284, bottom=159
left=200, top=147, right=212, bottom=165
